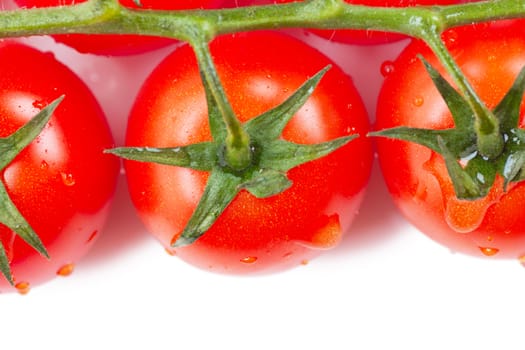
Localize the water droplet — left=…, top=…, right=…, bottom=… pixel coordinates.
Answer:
left=380, top=60, right=395, bottom=77
left=61, top=172, right=76, bottom=186
left=282, top=252, right=293, bottom=259
left=442, top=29, right=459, bottom=47
left=86, top=230, right=98, bottom=244
left=487, top=236, right=494, bottom=242
left=519, top=255, right=525, bottom=267
left=15, top=281, right=30, bottom=295
left=240, top=256, right=257, bottom=264
left=423, top=152, right=509, bottom=233
left=56, top=263, right=75, bottom=277
left=412, top=96, right=424, bottom=107
left=479, top=246, right=499, bottom=257
left=40, top=160, right=49, bottom=170
left=32, top=99, right=47, bottom=110
left=43, top=51, right=56, bottom=60
left=165, top=247, right=176, bottom=256
left=309, top=215, right=341, bottom=249
left=301, top=260, right=309, bottom=266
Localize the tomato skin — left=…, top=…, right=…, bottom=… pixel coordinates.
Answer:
left=13, top=0, right=225, bottom=55
left=240, top=0, right=461, bottom=44
left=0, top=42, right=119, bottom=292
left=375, top=20, right=525, bottom=259
left=124, top=31, right=373, bottom=274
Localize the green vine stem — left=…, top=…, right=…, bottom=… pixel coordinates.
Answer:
left=0, top=0, right=523, bottom=179
left=2, top=0, right=522, bottom=158
left=2, top=0, right=524, bottom=40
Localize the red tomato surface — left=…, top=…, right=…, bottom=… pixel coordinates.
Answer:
left=13, top=0, right=225, bottom=55
left=375, top=20, right=525, bottom=259
left=123, top=31, right=373, bottom=274
left=240, top=0, right=461, bottom=44
left=0, top=41, right=119, bottom=293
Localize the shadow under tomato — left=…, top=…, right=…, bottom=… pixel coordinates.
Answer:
left=81, top=174, right=152, bottom=267
left=330, top=159, right=404, bottom=256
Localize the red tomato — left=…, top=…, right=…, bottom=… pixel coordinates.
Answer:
left=123, top=31, right=373, bottom=274
left=375, top=20, right=525, bottom=259
left=13, top=0, right=225, bottom=55
left=0, top=41, right=119, bottom=293
left=243, top=0, right=461, bottom=44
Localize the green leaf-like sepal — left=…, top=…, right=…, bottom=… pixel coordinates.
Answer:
left=240, top=169, right=292, bottom=198
left=0, top=242, right=13, bottom=285
left=172, top=169, right=241, bottom=247
left=106, top=142, right=218, bottom=171
left=0, top=96, right=62, bottom=285
left=245, top=66, right=330, bottom=140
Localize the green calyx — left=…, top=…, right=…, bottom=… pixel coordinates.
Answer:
left=0, top=96, right=63, bottom=285
left=107, top=66, right=355, bottom=247
left=372, top=58, right=525, bottom=200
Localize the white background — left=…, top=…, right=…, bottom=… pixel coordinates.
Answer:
left=1, top=1, right=525, bottom=349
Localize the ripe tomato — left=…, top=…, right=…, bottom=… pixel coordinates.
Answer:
left=13, top=0, right=225, bottom=55
left=0, top=41, right=119, bottom=293
left=123, top=31, right=373, bottom=274
left=243, top=0, right=461, bottom=44
left=375, top=20, right=525, bottom=259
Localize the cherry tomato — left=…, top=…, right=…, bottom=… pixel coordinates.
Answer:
left=123, top=31, right=373, bottom=274
left=0, top=41, right=119, bottom=293
left=243, top=0, right=461, bottom=44
left=13, top=0, right=225, bottom=55
left=375, top=20, right=525, bottom=259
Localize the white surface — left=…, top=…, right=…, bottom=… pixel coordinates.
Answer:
left=1, top=6, right=525, bottom=349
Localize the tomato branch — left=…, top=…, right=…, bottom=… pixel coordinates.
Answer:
left=1, top=0, right=524, bottom=39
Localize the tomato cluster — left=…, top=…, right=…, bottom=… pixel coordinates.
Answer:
left=2, top=0, right=525, bottom=293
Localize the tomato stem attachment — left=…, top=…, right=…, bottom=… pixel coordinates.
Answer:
left=108, top=66, right=356, bottom=246
left=419, top=30, right=504, bottom=160
left=372, top=61, right=525, bottom=200
left=190, top=39, right=253, bottom=172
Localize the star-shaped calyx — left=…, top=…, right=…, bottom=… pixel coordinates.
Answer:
left=107, top=66, right=355, bottom=247
left=0, top=96, right=63, bottom=284
left=372, top=57, right=525, bottom=200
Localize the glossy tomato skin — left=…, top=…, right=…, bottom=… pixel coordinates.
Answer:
left=240, top=0, right=461, bottom=44
left=375, top=20, right=525, bottom=259
left=124, top=31, right=373, bottom=274
left=14, top=0, right=225, bottom=55
left=0, top=42, right=119, bottom=293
